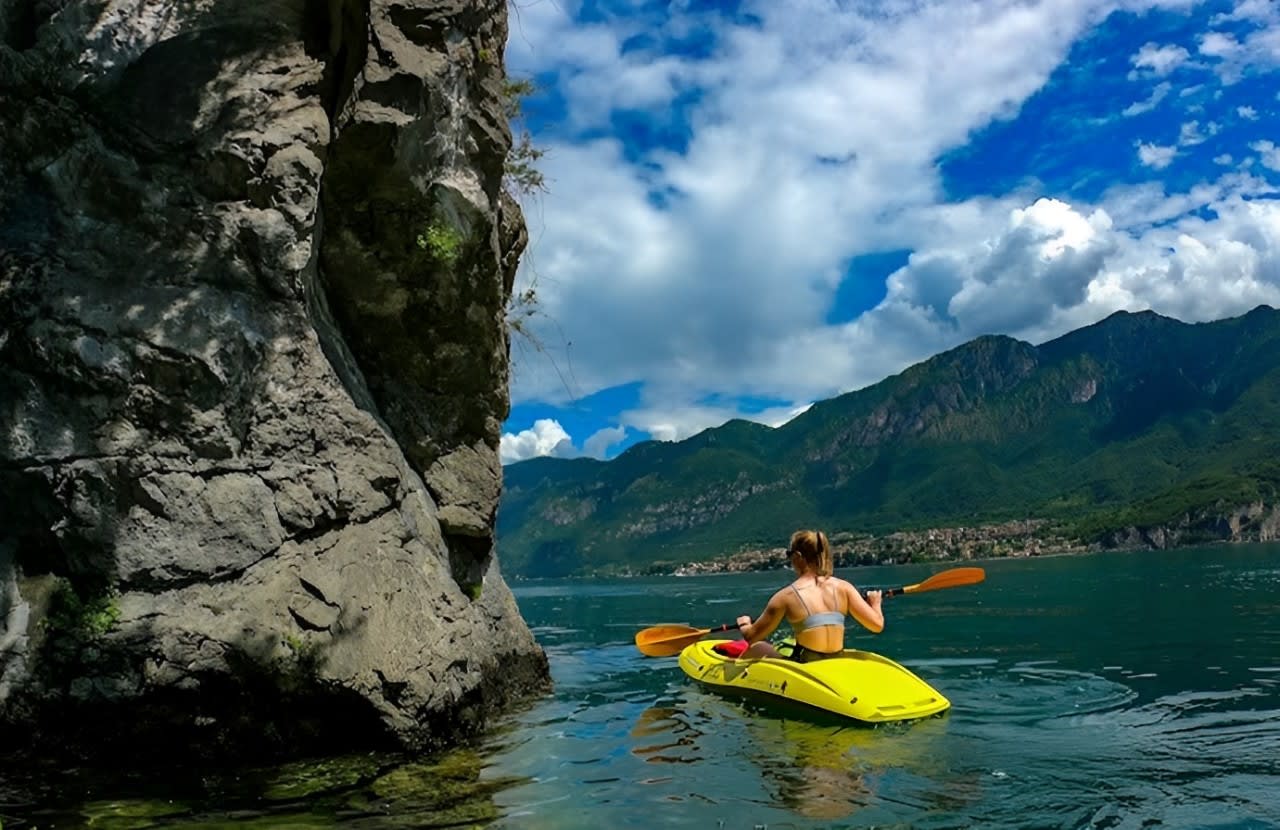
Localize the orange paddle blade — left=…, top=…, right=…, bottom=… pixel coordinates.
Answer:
left=635, top=624, right=709, bottom=657
left=902, top=567, right=985, bottom=594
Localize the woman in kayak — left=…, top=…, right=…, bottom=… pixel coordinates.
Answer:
left=735, top=530, right=883, bottom=662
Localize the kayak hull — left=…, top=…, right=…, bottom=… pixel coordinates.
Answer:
left=678, top=640, right=950, bottom=724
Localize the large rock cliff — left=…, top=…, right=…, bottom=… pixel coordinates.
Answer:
left=0, top=0, right=548, bottom=757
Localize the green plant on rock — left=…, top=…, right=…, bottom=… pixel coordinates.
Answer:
left=417, top=222, right=464, bottom=266
left=500, top=78, right=536, bottom=120
left=42, top=581, right=120, bottom=640
left=499, top=77, right=547, bottom=198
left=506, top=131, right=546, bottom=196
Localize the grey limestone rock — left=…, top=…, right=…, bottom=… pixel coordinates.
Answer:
left=0, top=0, right=548, bottom=757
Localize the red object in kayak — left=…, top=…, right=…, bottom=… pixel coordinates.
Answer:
left=711, top=640, right=750, bottom=657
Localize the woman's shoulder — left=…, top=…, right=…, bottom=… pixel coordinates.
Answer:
left=769, top=582, right=799, bottom=603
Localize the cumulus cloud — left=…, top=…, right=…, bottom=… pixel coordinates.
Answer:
left=1137, top=142, right=1178, bottom=169
left=1213, top=0, right=1278, bottom=25
left=500, top=419, right=577, bottom=464
left=1199, top=32, right=1241, bottom=60
left=499, top=421, right=637, bottom=463
left=1197, top=10, right=1280, bottom=82
left=1252, top=141, right=1280, bottom=171
left=1238, top=105, right=1259, bottom=119
left=503, top=0, right=1280, bottom=460
left=510, top=0, right=1114, bottom=405
left=874, top=199, right=1116, bottom=339
left=1178, top=121, right=1212, bottom=145
left=842, top=186, right=1280, bottom=356
left=1129, top=42, right=1190, bottom=76
left=1088, top=197, right=1280, bottom=325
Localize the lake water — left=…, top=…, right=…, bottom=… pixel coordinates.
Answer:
left=6, top=545, right=1280, bottom=828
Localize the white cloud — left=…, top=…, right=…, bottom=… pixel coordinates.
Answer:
left=1088, top=197, right=1280, bottom=325
left=1238, top=105, right=1259, bottom=119
left=1129, top=42, right=1189, bottom=76
left=1096, top=175, right=1272, bottom=229
left=1253, top=141, right=1280, bottom=171
left=510, top=0, right=1120, bottom=408
left=612, top=400, right=812, bottom=444
left=619, top=404, right=741, bottom=444
left=858, top=186, right=1280, bottom=350
left=1137, top=142, right=1178, bottom=168
left=499, top=421, right=633, bottom=462
left=1197, top=12, right=1280, bottom=82
left=500, top=419, right=577, bottom=464
left=1178, top=121, right=1206, bottom=145
left=1199, top=32, right=1240, bottom=59
left=1213, top=0, right=1278, bottom=25
left=504, top=0, right=1280, bottom=460
left=1122, top=81, right=1171, bottom=115
left=583, top=426, right=628, bottom=459
left=876, top=198, right=1116, bottom=338
left=1215, top=153, right=1234, bottom=165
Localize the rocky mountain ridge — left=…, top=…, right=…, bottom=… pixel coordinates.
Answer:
left=501, top=306, right=1280, bottom=577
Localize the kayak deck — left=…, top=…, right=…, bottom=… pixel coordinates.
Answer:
left=678, top=640, right=950, bottom=724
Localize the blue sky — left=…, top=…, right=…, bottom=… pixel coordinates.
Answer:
left=499, top=0, right=1280, bottom=464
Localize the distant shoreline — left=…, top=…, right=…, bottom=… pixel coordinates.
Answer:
left=664, top=519, right=1090, bottom=577
left=507, top=535, right=1280, bottom=582
left=507, top=507, right=1280, bottom=581
left=509, top=519, right=1095, bottom=580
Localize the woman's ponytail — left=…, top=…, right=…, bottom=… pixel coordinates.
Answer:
left=816, top=530, right=832, bottom=577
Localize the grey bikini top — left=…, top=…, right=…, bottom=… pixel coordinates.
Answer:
left=790, top=581, right=846, bottom=632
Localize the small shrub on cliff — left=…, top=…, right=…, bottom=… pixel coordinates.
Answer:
left=42, top=581, right=120, bottom=639
left=500, top=77, right=547, bottom=198
left=417, top=222, right=464, bottom=265
left=506, top=131, right=546, bottom=196
left=500, top=78, right=537, bottom=120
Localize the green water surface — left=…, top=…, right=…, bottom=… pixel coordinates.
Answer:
left=5, top=545, right=1280, bottom=829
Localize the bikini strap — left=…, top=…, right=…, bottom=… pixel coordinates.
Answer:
left=827, top=579, right=844, bottom=615
left=790, top=583, right=813, bottom=616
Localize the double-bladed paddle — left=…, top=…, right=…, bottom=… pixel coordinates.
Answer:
left=633, top=565, right=985, bottom=657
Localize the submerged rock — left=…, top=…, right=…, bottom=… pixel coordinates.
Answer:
left=0, top=0, right=547, bottom=758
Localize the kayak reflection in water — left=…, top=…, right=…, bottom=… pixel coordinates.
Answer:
left=735, top=530, right=884, bottom=662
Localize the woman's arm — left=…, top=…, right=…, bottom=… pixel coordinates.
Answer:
left=845, top=582, right=884, bottom=633
left=736, top=592, right=788, bottom=643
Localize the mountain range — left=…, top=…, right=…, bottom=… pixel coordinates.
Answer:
left=498, top=306, right=1280, bottom=577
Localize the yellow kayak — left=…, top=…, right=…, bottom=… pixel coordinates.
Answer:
left=678, top=640, right=950, bottom=724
